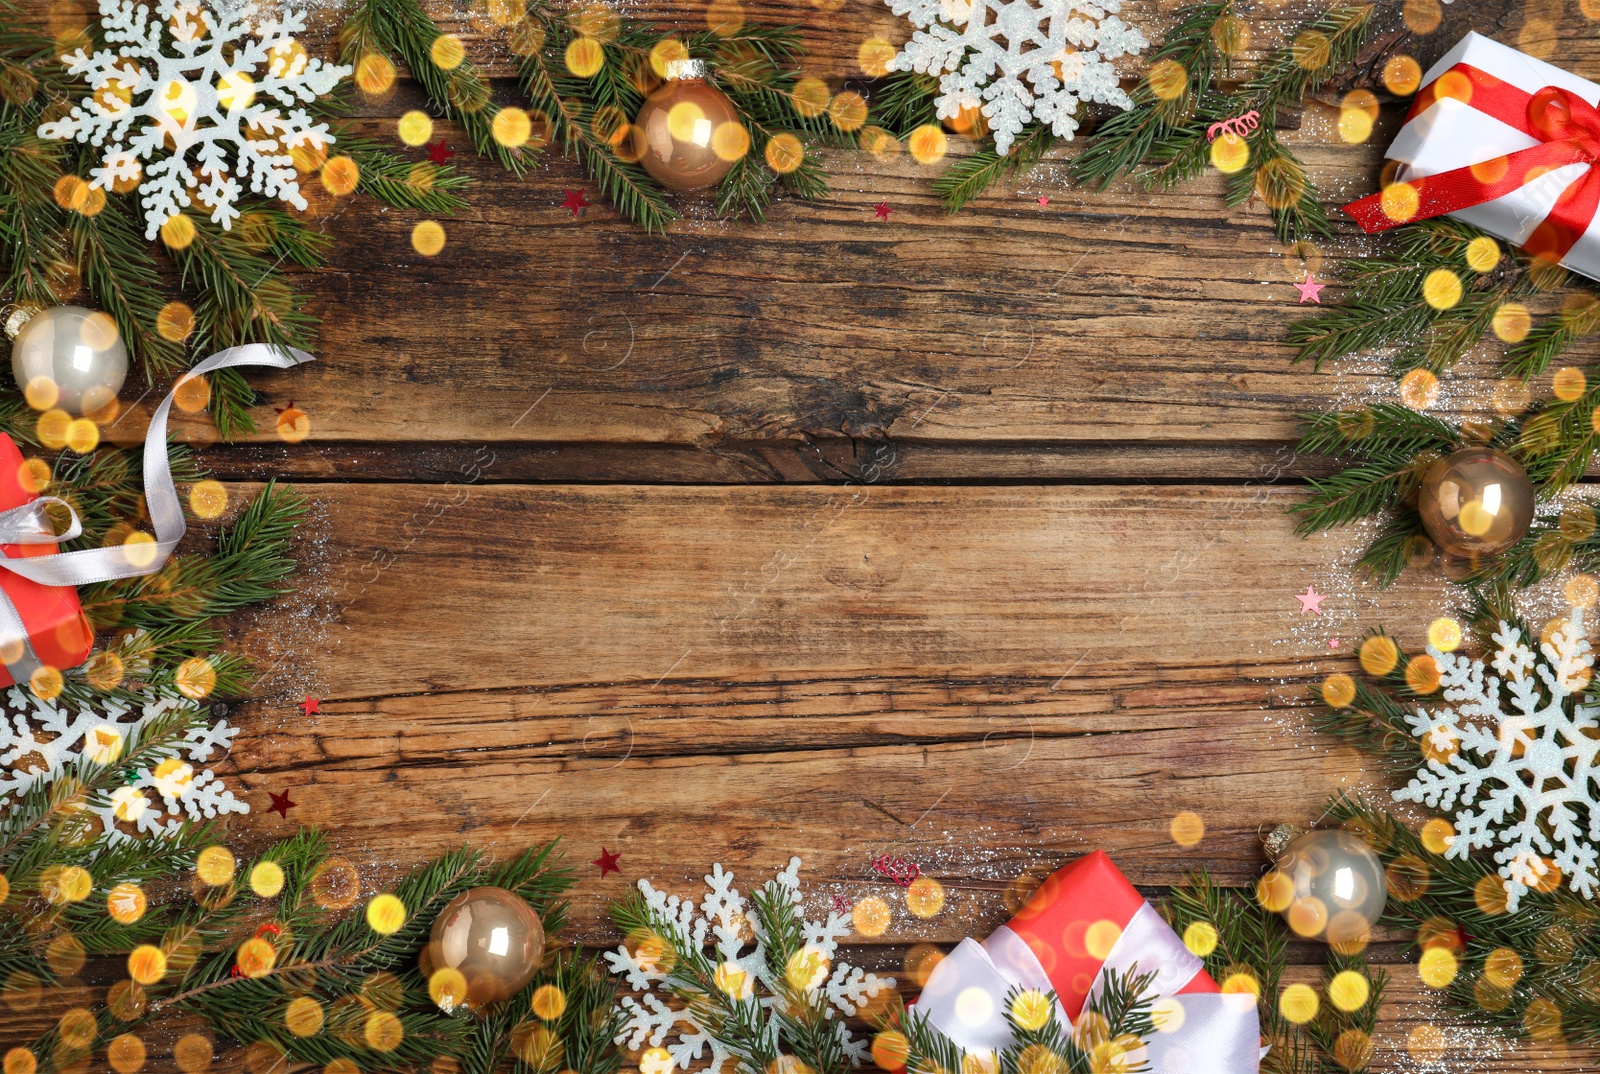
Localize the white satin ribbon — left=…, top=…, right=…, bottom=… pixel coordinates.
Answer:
left=916, top=905, right=1261, bottom=1074
left=0, top=344, right=314, bottom=681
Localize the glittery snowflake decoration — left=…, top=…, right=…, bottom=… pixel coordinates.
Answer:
left=0, top=687, right=247, bottom=841
left=1395, top=612, right=1600, bottom=912
left=39, top=0, right=352, bottom=239
left=886, top=0, right=1147, bottom=155
left=606, top=858, right=894, bottom=1074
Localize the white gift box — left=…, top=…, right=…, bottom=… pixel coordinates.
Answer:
left=1374, top=32, right=1600, bottom=280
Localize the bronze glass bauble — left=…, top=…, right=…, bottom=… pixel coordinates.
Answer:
left=1276, top=829, right=1387, bottom=946
left=634, top=77, right=740, bottom=191
left=425, top=886, right=544, bottom=1009
left=1417, top=447, right=1535, bottom=557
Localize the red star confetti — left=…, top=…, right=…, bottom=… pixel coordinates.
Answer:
left=274, top=400, right=296, bottom=415
left=427, top=139, right=455, bottom=165
left=832, top=894, right=853, bottom=914
left=299, top=696, right=320, bottom=716
left=873, top=200, right=892, bottom=220
left=593, top=847, right=621, bottom=877
left=1297, top=586, right=1326, bottom=614
left=1295, top=276, right=1325, bottom=304
left=267, top=790, right=297, bottom=819
left=562, top=189, right=591, bottom=217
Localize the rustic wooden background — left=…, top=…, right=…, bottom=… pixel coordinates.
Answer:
left=9, top=0, right=1600, bottom=1069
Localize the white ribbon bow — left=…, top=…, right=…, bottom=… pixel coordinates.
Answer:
left=0, top=344, right=314, bottom=681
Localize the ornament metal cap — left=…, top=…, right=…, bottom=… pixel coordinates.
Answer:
left=1262, top=822, right=1304, bottom=862
left=665, top=57, right=707, bottom=80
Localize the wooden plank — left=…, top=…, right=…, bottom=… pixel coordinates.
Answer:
left=208, top=481, right=1454, bottom=935
left=18, top=5, right=1581, bottom=457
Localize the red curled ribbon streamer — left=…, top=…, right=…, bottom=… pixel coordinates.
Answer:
left=1343, top=62, right=1600, bottom=264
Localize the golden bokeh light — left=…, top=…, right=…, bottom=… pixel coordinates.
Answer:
left=1221, top=968, right=1260, bottom=998
left=1147, top=59, right=1186, bottom=101
left=1422, top=268, right=1463, bottom=310
left=174, top=656, right=216, bottom=700
left=1384, top=54, right=1423, bottom=96
left=355, top=53, right=396, bottom=97
left=189, top=479, right=228, bottom=520
left=1404, top=0, right=1442, bottom=33
left=532, top=983, right=568, bottom=1020
left=311, top=858, right=361, bottom=910
left=1209, top=132, right=1248, bottom=174
left=1418, top=945, right=1458, bottom=988
left=907, top=124, right=947, bottom=165
left=285, top=995, right=324, bottom=1036
left=566, top=37, right=605, bottom=78
left=906, top=876, right=945, bottom=918
left=1483, top=946, right=1523, bottom=989
left=107, top=882, right=147, bottom=924
left=398, top=110, right=434, bottom=147
left=430, top=967, right=469, bottom=1010
left=107, top=1033, right=146, bottom=1074
left=24, top=378, right=58, bottom=412
left=829, top=91, right=868, bottom=133
left=1426, top=617, right=1461, bottom=652
left=765, top=132, right=805, bottom=173
left=859, top=37, right=897, bottom=77
left=871, top=1030, right=909, bottom=1071
left=790, top=77, right=830, bottom=119
left=1210, top=13, right=1250, bottom=56
left=1405, top=653, right=1441, bottom=693
left=1256, top=870, right=1293, bottom=913
left=365, top=1009, right=405, bottom=1051
left=1010, top=990, right=1052, bottom=1032
left=128, top=944, right=167, bottom=985
left=28, top=664, right=62, bottom=701
left=1419, top=818, right=1455, bottom=855
left=157, top=299, right=195, bottom=342
left=366, top=893, right=407, bottom=934
left=1398, top=368, right=1439, bottom=410
left=1170, top=810, right=1205, bottom=846
left=712, top=122, right=751, bottom=163
left=706, top=0, right=744, bottom=35
left=1292, top=30, right=1331, bottom=70
left=161, top=213, right=197, bottom=250
left=1327, top=970, right=1370, bottom=1012
left=236, top=936, right=277, bottom=978
left=1554, top=365, right=1587, bottom=401
left=1322, top=672, right=1356, bottom=707
left=1183, top=920, right=1218, bottom=958
left=173, top=1033, right=212, bottom=1072
left=1493, top=302, right=1532, bottom=343
left=1279, top=983, right=1319, bottom=1024
left=412, top=220, right=447, bottom=256
left=196, top=845, right=235, bottom=886
left=1380, top=182, right=1419, bottom=224
left=321, top=155, right=359, bottom=196
left=65, top=418, right=98, bottom=454
left=431, top=33, right=466, bottom=70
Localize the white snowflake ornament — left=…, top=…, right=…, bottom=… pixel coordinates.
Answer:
left=40, top=0, right=351, bottom=239
left=886, top=0, right=1147, bottom=155
left=0, top=686, right=247, bottom=841
left=1395, top=613, right=1600, bottom=911
left=606, top=857, right=895, bottom=1074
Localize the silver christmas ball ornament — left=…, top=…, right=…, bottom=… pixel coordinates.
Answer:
left=11, top=305, right=128, bottom=416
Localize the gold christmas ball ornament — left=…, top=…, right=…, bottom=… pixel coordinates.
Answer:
left=425, top=886, right=544, bottom=1009
left=1265, top=826, right=1387, bottom=946
left=1417, top=447, right=1536, bottom=557
left=634, top=61, right=743, bottom=191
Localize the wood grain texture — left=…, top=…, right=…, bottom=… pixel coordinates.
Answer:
left=11, top=0, right=1600, bottom=1069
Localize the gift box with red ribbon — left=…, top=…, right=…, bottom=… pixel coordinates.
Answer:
left=914, top=851, right=1260, bottom=1074
left=1344, top=32, right=1600, bottom=278
left=0, top=433, right=94, bottom=685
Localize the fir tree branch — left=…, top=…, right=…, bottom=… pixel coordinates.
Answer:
left=935, top=124, right=1056, bottom=214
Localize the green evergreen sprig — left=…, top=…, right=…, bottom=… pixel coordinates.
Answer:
left=1162, top=870, right=1385, bottom=1074
left=1328, top=795, right=1600, bottom=1048
left=1072, top=1, right=1374, bottom=241
left=880, top=970, right=1156, bottom=1074
left=11, top=830, right=621, bottom=1074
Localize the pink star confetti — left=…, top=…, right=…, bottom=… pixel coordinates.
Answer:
left=1037, top=196, right=1049, bottom=206
left=1329, top=638, right=1341, bottom=649
left=873, top=201, right=892, bottom=220
left=1297, top=586, right=1326, bottom=614
left=1295, top=276, right=1325, bottom=304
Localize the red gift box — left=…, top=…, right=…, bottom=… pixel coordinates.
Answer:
left=0, top=434, right=94, bottom=684
left=915, top=851, right=1260, bottom=1074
